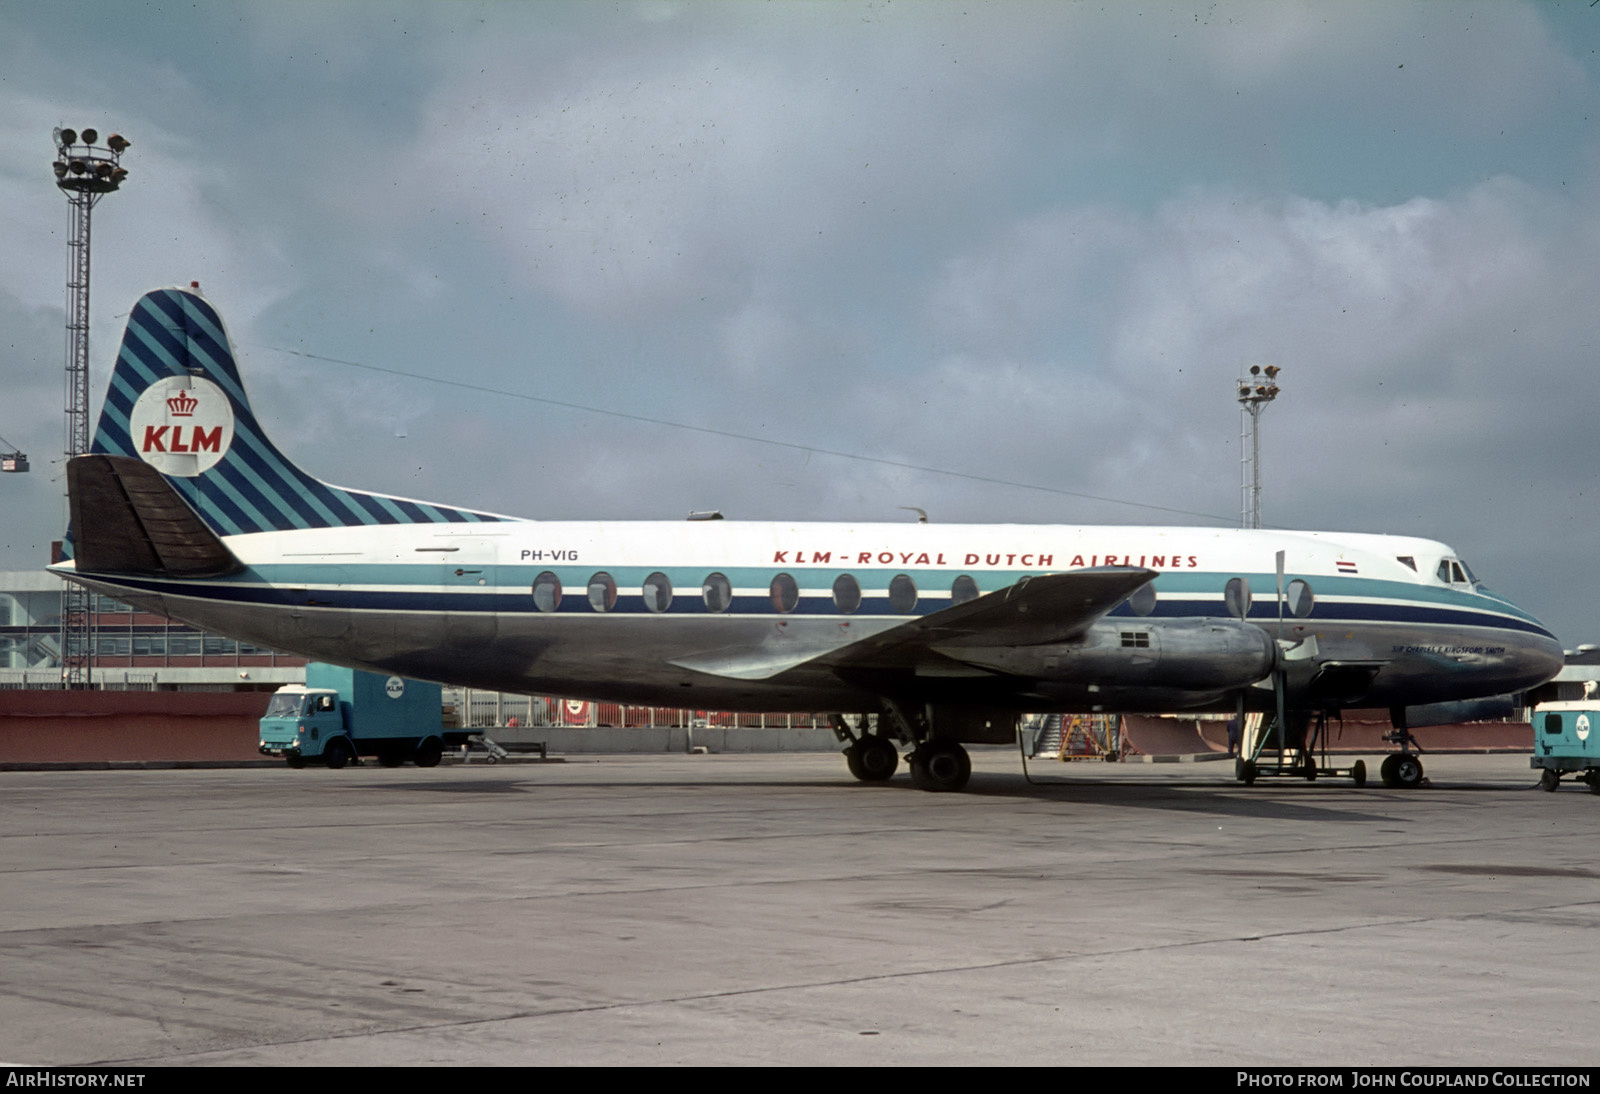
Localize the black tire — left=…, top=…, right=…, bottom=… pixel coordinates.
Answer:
left=1351, top=760, right=1367, bottom=788
left=413, top=737, right=444, bottom=768
left=844, top=745, right=866, bottom=781
left=1586, top=770, right=1600, bottom=796
left=855, top=736, right=899, bottom=781
left=1380, top=754, right=1399, bottom=787
left=1539, top=768, right=1561, bottom=793
left=909, top=742, right=970, bottom=792
left=285, top=754, right=305, bottom=770
left=323, top=737, right=354, bottom=770
left=1236, top=758, right=1257, bottom=785
left=1392, top=754, right=1424, bottom=789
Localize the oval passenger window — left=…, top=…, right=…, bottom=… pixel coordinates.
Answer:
left=770, top=573, right=799, bottom=613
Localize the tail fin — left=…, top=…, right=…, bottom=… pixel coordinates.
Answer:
left=88, top=286, right=502, bottom=536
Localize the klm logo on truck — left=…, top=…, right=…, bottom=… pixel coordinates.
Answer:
left=128, top=376, right=235, bottom=476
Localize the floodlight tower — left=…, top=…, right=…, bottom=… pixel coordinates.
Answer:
left=1236, top=365, right=1282, bottom=530
left=52, top=126, right=130, bottom=688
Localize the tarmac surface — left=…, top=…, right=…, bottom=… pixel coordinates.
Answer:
left=2, top=749, right=1597, bottom=1067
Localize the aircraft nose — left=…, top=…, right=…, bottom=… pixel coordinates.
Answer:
left=1514, top=632, right=1566, bottom=691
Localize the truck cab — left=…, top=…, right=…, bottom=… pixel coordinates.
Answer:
left=259, top=686, right=344, bottom=767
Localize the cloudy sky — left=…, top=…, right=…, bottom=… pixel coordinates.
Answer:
left=2, top=1, right=1598, bottom=642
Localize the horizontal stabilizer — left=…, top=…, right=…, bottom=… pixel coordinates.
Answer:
left=68, top=454, right=242, bottom=577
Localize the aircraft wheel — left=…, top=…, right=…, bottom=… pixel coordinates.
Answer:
left=414, top=737, right=444, bottom=768
left=1391, top=754, right=1424, bottom=789
left=376, top=745, right=406, bottom=768
left=323, top=737, right=354, bottom=770
left=1379, top=754, right=1399, bottom=787
left=854, top=736, right=899, bottom=781
left=1539, top=768, right=1561, bottom=793
left=844, top=745, right=866, bottom=781
left=1351, top=760, right=1366, bottom=787
left=1236, top=758, right=1257, bottom=785
left=1304, top=761, right=1317, bottom=782
left=910, top=742, right=970, bottom=792
left=285, top=754, right=305, bottom=770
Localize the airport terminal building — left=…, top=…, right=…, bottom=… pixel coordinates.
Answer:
left=0, top=569, right=303, bottom=691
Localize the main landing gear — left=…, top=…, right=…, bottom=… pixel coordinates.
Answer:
left=831, top=711, right=975, bottom=792
left=908, top=740, right=971, bottom=792
left=844, top=733, right=899, bottom=782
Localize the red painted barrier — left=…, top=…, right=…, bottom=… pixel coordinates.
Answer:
left=0, top=690, right=271, bottom=763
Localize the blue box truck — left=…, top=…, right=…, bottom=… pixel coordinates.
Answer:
left=258, top=663, right=467, bottom=769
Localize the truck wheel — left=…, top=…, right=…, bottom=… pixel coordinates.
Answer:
left=414, top=737, right=444, bottom=768
left=285, top=754, right=305, bottom=770
left=323, top=737, right=354, bottom=770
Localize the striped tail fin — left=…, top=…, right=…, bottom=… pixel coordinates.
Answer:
left=87, top=286, right=504, bottom=537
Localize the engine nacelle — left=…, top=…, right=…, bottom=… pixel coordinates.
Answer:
left=937, top=618, right=1277, bottom=691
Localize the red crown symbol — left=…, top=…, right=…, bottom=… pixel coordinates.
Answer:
left=166, top=390, right=198, bottom=416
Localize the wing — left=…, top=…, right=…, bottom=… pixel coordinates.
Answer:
left=667, top=568, right=1156, bottom=681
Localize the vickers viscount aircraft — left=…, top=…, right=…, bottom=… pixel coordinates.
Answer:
left=55, top=286, right=1564, bottom=790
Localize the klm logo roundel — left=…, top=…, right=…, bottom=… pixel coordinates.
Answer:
left=128, top=376, right=235, bottom=476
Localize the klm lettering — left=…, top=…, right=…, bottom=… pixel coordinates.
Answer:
left=141, top=425, right=222, bottom=454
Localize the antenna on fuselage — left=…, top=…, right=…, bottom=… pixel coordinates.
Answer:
left=899, top=506, right=928, bottom=524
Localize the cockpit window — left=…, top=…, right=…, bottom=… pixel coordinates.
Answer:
left=1436, top=558, right=1476, bottom=586
left=1396, top=556, right=1416, bottom=571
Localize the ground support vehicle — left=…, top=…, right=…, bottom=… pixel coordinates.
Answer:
left=258, top=663, right=467, bottom=768
left=1530, top=701, right=1600, bottom=793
